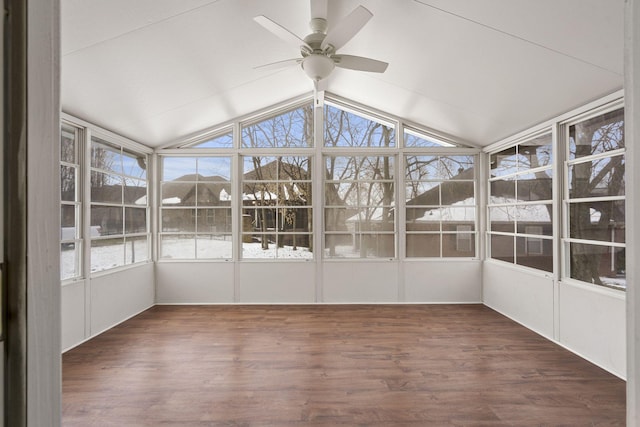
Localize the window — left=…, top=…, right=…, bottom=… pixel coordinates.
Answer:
left=242, top=103, right=313, bottom=148
left=156, top=97, right=477, bottom=262
left=324, top=103, right=395, bottom=148
left=524, top=226, right=543, bottom=255
left=404, top=127, right=456, bottom=148
left=488, top=133, right=553, bottom=272
left=456, top=225, right=473, bottom=252
left=324, top=155, right=395, bottom=258
left=241, top=156, right=312, bottom=259
left=405, top=155, right=476, bottom=257
left=186, top=131, right=233, bottom=148
left=159, top=156, right=232, bottom=259
left=564, top=108, right=625, bottom=289
left=60, top=123, right=82, bottom=280
left=90, top=137, right=149, bottom=271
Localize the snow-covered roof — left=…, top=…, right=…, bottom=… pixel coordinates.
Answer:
left=136, top=195, right=181, bottom=205
left=415, top=198, right=476, bottom=222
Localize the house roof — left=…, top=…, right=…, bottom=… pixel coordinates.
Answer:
left=62, top=1, right=624, bottom=148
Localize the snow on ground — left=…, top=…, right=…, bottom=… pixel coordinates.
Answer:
left=160, top=237, right=313, bottom=260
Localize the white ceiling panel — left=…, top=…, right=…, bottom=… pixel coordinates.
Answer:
left=61, top=0, right=624, bottom=147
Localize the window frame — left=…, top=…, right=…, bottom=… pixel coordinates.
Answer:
left=158, top=154, right=234, bottom=260
left=403, top=153, right=478, bottom=259
left=487, top=130, right=554, bottom=273
left=561, top=104, right=626, bottom=290
left=88, top=134, right=151, bottom=273
left=60, top=122, right=83, bottom=281
left=154, top=94, right=478, bottom=263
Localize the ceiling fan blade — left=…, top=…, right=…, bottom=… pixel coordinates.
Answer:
left=333, top=55, right=388, bottom=73
left=320, top=5, right=373, bottom=52
left=254, top=58, right=302, bottom=71
left=310, top=0, right=328, bottom=20
left=254, top=15, right=311, bottom=51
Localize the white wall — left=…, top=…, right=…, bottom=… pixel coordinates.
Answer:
left=484, top=260, right=626, bottom=378
left=558, top=281, right=626, bottom=377
left=156, top=262, right=234, bottom=304
left=156, top=260, right=482, bottom=304
left=483, top=261, right=555, bottom=339
left=62, top=263, right=155, bottom=351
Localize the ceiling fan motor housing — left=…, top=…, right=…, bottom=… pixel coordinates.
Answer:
left=302, top=54, right=335, bottom=81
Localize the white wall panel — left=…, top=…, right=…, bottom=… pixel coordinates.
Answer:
left=483, top=261, right=554, bottom=339
left=404, top=261, right=482, bottom=303
left=323, top=262, right=398, bottom=303
left=156, top=262, right=234, bottom=304
left=558, top=282, right=626, bottom=378
left=238, top=262, right=315, bottom=303
left=61, top=281, right=85, bottom=351
left=90, top=263, right=154, bottom=336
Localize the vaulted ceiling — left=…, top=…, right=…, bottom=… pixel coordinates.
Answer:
left=61, top=0, right=624, bottom=148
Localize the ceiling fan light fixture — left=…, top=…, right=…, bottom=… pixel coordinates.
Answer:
left=301, top=54, right=335, bottom=81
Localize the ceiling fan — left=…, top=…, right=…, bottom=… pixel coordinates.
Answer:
left=253, top=0, right=388, bottom=92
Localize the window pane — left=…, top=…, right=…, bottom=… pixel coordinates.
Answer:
left=490, top=147, right=517, bottom=177
left=196, top=235, right=232, bottom=259
left=198, top=157, right=232, bottom=180
left=517, top=218, right=553, bottom=237
left=568, top=155, right=625, bottom=198
left=191, top=132, right=233, bottom=148
left=163, top=157, right=197, bottom=181
left=404, top=130, right=454, bottom=147
left=243, top=235, right=313, bottom=259
left=490, top=234, right=514, bottom=263
left=61, top=205, right=77, bottom=234
left=405, top=181, right=439, bottom=203
left=516, top=177, right=552, bottom=201
left=569, top=201, right=625, bottom=243
left=490, top=179, right=516, bottom=200
left=489, top=207, right=515, bottom=232
left=569, top=242, right=625, bottom=288
left=324, top=233, right=394, bottom=258
left=516, top=236, right=552, bottom=272
left=124, top=179, right=147, bottom=205
left=61, top=165, right=76, bottom=201
left=122, top=149, right=147, bottom=179
left=242, top=234, right=273, bottom=258
left=91, top=237, right=125, bottom=272
left=91, top=171, right=122, bottom=204
left=161, top=208, right=196, bottom=232
left=569, top=108, right=624, bottom=160
left=325, top=208, right=348, bottom=232
left=196, top=208, right=232, bottom=233
left=324, top=104, right=395, bottom=148
left=406, top=234, right=440, bottom=257
left=61, top=124, right=77, bottom=163
left=160, top=235, right=195, bottom=259
left=125, top=236, right=148, bottom=264
left=195, top=182, right=232, bottom=206
left=405, top=209, right=440, bottom=231
left=441, top=181, right=474, bottom=204
left=61, top=242, right=80, bottom=280
left=405, top=156, right=438, bottom=180
left=443, top=233, right=475, bottom=257
left=517, top=133, right=552, bottom=170
left=161, top=182, right=193, bottom=206
left=125, top=207, right=147, bottom=234
left=91, top=138, right=122, bottom=173
left=91, top=206, right=123, bottom=236
left=242, top=103, right=313, bottom=148
left=516, top=203, right=552, bottom=230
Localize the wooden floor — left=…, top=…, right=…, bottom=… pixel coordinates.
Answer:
left=62, top=305, right=625, bottom=426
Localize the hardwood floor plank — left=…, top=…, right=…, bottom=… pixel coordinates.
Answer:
left=63, top=305, right=625, bottom=426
